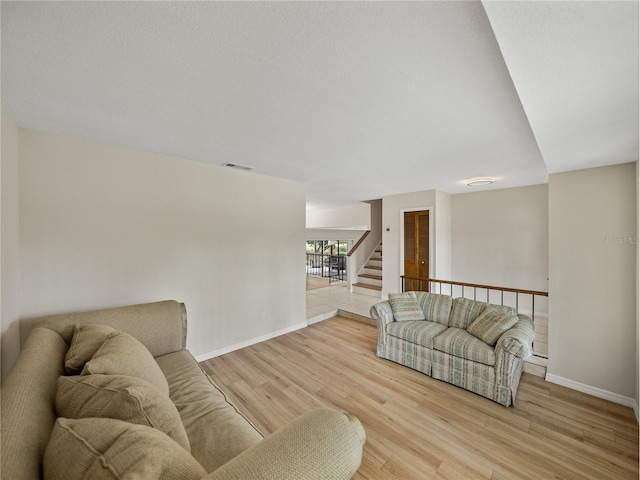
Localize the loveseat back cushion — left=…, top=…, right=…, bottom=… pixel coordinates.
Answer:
left=81, top=331, right=170, bottom=396
left=449, top=298, right=516, bottom=329
left=43, top=417, right=207, bottom=480
left=65, top=324, right=118, bottom=375
left=56, top=374, right=190, bottom=451
left=432, top=328, right=496, bottom=366
left=385, top=320, right=448, bottom=349
left=388, top=292, right=425, bottom=321
left=415, top=292, right=453, bottom=325
left=466, top=306, right=519, bottom=346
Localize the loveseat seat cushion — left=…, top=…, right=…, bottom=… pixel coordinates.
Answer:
left=432, top=328, right=496, bottom=366
left=385, top=320, right=447, bottom=349
left=449, top=298, right=516, bottom=330
left=43, top=417, right=207, bottom=480
left=56, top=374, right=190, bottom=451
left=155, top=349, right=262, bottom=473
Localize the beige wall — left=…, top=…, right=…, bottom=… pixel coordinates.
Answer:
left=434, top=190, right=452, bottom=279
left=306, top=202, right=370, bottom=229
left=637, top=161, right=639, bottom=419
left=451, top=184, right=549, bottom=311
left=1, top=105, right=21, bottom=381
left=18, top=130, right=306, bottom=360
left=548, top=164, right=636, bottom=402
left=382, top=189, right=437, bottom=296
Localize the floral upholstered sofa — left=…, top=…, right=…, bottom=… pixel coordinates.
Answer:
left=370, top=291, right=535, bottom=407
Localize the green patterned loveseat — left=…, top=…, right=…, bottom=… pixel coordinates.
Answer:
left=370, top=291, right=535, bottom=407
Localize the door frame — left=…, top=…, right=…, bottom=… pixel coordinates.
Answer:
left=399, top=207, right=434, bottom=289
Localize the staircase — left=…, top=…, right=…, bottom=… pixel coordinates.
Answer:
left=352, top=242, right=383, bottom=298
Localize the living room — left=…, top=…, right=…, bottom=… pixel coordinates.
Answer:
left=1, top=1, right=638, bottom=478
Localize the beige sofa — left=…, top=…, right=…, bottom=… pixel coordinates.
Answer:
left=371, top=292, right=535, bottom=407
left=1, top=300, right=365, bottom=479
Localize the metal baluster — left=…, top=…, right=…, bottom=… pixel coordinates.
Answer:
left=532, top=295, right=535, bottom=323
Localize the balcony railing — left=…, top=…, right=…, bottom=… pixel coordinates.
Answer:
left=306, top=254, right=346, bottom=282
left=401, top=276, right=548, bottom=322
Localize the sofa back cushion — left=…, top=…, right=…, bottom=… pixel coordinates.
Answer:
left=43, top=417, right=207, bottom=480
left=65, top=324, right=118, bottom=375
left=388, top=292, right=425, bottom=321
left=82, top=332, right=170, bottom=396
left=415, top=292, right=453, bottom=326
left=56, top=374, right=190, bottom=451
left=449, top=298, right=516, bottom=329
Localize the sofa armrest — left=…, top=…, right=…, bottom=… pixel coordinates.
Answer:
left=202, top=409, right=365, bottom=480
left=495, top=315, right=535, bottom=359
left=1, top=328, right=67, bottom=480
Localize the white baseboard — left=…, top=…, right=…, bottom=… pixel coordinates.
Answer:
left=195, top=321, right=308, bottom=362
left=545, top=373, right=637, bottom=412
left=634, top=400, right=639, bottom=424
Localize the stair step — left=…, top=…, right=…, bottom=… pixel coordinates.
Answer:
left=365, top=265, right=382, bottom=270
left=359, top=273, right=382, bottom=281
left=352, top=283, right=382, bottom=291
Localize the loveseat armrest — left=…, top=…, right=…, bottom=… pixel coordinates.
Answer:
left=203, top=409, right=365, bottom=480
left=495, top=315, right=535, bottom=359
left=370, top=301, right=394, bottom=345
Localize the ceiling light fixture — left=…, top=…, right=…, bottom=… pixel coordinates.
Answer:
left=466, top=177, right=494, bottom=187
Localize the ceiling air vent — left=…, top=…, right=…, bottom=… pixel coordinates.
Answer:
left=221, top=162, right=254, bottom=172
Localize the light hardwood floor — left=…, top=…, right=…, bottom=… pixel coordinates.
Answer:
left=201, top=316, right=639, bottom=480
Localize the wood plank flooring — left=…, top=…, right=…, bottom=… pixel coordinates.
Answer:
left=201, top=316, right=639, bottom=480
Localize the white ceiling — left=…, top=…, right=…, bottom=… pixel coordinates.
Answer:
left=1, top=1, right=638, bottom=210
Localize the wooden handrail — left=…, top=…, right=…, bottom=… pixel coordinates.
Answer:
left=346, top=230, right=370, bottom=257
left=401, top=277, right=548, bottom=297
left=400, top=276, right=548, bottom=321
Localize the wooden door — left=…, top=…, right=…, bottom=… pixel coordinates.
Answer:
left=404, top=211, right=429, bottom=291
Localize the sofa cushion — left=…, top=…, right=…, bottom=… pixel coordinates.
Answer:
left=386, top=320, right=448, bottom=349
left=449, top=298, right=516, bottom=329
left=467, top=306, right=519, bottom=346
left=56, top=374, right=190, bottom=451
left=388, top=292, right=425, bottom=321
left=82, top=332, right=169, bottom=396
left=416, top=292, right=453, bottom=325
left=43, top=417, right=207, bottom=480
left=65, top=324, right=118, bottom=375
left=432, top=328, right=496, bottom=366
left=155, top=349, right=263, bottom=473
